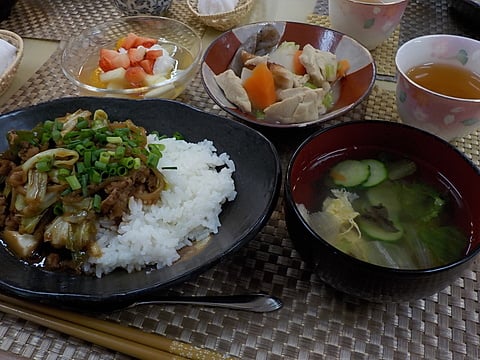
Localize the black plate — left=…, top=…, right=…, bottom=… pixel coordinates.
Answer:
left=0, top=97, right=281, bottom=310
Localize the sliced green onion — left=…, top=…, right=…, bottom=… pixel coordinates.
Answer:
left=127, top=140, right=138, bottom=148
left=114, top=128, right=130, bottom=137
left=106, top=136, right=122, bottom=144
left=75, top=144, right=86, bottom=155
left=43, top=120, right=54, bottom=131
left=147, top=152, right=160, bottom=169
left=80, top=173, right=89, bottom=197
left=41, top=132, right=51, bottom=144
left=114, top=146, right=125, bottom=159
left=94, top=160, right=107, bottom=170
left=93, top=194, right=102, bottom=212
left=131, top=148, right=142, bottom=156
left=82, top=139, right=95, bottom=149
left=133, top=157, right=141, bottom=169
left=52, top=128, right=61, bottom=142
left=89, top=169, right=102, bottom=184
left=84, top=150, right=92, bottom=167
left=172, top=132, right=184, bottom=140
left=95, top=133, right=107, bottom=143
left=148, top=143, right=165, bottom=155
left=76, top=162, right=86, bottom=174
left=57, top=168, right=71, bottom=178
left=76, top=118, right=89, bottom=129
left=116, top=166, right=128, bottom=176
left=54, top=119, right=63, bottom=131
left=120, top=157, right=135, bottom=169
left=53, top=203, right=64, bottom=216
left=35, top=157, right=53, bottom=172
left=66, top=175, right=81, bottom=191
left=61, top=188, right=72, bottom=196
left=108, top=164, right=118, bottom=176
left=99, top=151, right=111, bottom=164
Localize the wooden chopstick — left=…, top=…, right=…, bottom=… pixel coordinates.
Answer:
left=0, top=294, right=235, bottom=360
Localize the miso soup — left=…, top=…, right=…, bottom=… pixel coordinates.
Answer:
left=296, top=153, right=472, bottom=270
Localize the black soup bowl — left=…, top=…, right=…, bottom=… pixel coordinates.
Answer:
left=284, top=120, right=480, bottom=302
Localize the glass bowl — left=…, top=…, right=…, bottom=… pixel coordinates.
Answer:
left=61, top=16, right=202, bottom=99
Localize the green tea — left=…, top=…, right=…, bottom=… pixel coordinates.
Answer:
left=407, top=62, right=480, bottom=99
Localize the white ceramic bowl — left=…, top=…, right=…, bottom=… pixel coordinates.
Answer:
left=395, top=34, right=480, bottom=141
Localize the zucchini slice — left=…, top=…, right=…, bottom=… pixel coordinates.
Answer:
left=329, top=160, right=370, bottom=187
left=361, top=159, right=388, bottom=187
left=357, top=216, right=404, bottom=242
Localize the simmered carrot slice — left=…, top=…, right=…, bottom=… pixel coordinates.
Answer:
left=243, top=62, right=277, bottom=110
left=293, top=50, right=306, bottom=75
left=337, top=59, right=350, bottom=78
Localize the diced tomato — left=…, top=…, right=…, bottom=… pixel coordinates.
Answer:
left=134, top=36, right=157, bottom=48
left=128, top=47, right=147, bottom=66
left=120, top=33, right=140, bottom=50
left=112, top=53, right=130, bottom=70
left=125, top=66, right=147, bottom=86
left=99, top=49, right=130, bottom=72
left=145, top=49, right=163, bottom=61
left=139, top=59, right=155, bottom=75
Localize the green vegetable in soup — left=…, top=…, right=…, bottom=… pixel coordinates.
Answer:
left=299, top=156, right=468, bottom=269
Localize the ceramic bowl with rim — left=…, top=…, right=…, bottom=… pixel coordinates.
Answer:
left=328, top=0, right=409, bottom=50
left=61, top=16, right=202, bottom=100
left=0, top=97, right=281, bottom=311
left=395, top=34, right=480, bottom=141
left=201, top=21, right=375, bottom=129
left=284, top=120, right=480, bottom=302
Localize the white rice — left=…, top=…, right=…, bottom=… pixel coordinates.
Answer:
left=83, top=135, right=236, bottom=277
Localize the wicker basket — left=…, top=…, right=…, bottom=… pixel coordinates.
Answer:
left=0, top=29, right=23, bottom=97
left=187, top=0, right=254, bottom=31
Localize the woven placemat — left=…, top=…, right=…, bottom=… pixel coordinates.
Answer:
left=1, top=40, right=480, bottom=359
left=0, top=0, right=207, bottom=40
left=364, top=85, right=480, bottom=167
left=307, top=14, right=398, bottom=77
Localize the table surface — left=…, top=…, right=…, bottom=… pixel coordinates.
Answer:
left=0, top=1, right=479, bottom=359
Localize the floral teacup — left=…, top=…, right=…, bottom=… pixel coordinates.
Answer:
left=395, top=34, right=480, bottom=141
left=328, top=0, right=409, bottom=50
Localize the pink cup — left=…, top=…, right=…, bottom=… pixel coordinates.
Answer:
left=328, top=0, right=409, bottom=50
left=395, top=34, right=480, bottom=141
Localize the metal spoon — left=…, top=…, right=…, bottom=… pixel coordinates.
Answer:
left=127, top=293, right=283, bottom=313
